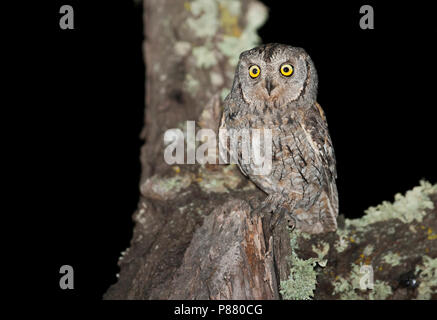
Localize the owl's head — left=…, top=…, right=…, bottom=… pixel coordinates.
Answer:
left=232, top=43, right=318, bottom=107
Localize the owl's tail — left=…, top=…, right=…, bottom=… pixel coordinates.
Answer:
left=288, top=188, right=338, bottom=234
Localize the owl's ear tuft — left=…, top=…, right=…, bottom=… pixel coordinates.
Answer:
left=239, top=49, right=251, bottom=59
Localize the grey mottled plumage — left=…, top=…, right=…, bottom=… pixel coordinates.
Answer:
left=220, top=43, right=338, bottom=234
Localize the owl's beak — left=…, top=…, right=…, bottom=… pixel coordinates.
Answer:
left=265, top=78, right=276, bottom=96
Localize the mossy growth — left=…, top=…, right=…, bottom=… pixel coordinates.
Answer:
left=183, top=0, right=268, bottom=96
left=332, top=263, right=392, bottom=300
left=333, top=180, right=436, bottom=253
left=382, top=251, right=402, bottom=267
left=280, top=230, right=326, bottom=300
left=197, top=164, right=255, bottom=193
left=141, top=173, right=194, bottom=200
left=346, top=180, right=436, bottom=230
left=334, top=235, right=349, bottom=253
left=186, top=0, right=220, bottom=38
left=415, top=256, right=437, bottom=300
left=363, top=244, right=374, bottom=256
left=291, top=180, right=436, bottom=299
left=312, top=242, right=330, bottom=267
left=192, top=46, right=218, bottom=69
left=329, top=181, right=436, bottom=299
left=280, top=254, right=319, bottom=300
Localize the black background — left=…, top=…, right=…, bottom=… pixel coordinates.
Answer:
left=28, top=0, right=436, bottom=300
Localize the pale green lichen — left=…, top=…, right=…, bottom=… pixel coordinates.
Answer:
left=332, top=264, right=364, bottom=299
left=210, top=72, right=224, bottom=87
left=382, top=251, right=402, bottom=267
left=282, top=181, right=435, bottom=300
left=141, top=173, right=193, bottom=200
left=184, top=74, right=200, bottom=94
left=197, top=164, right=243, bottom=193
left=345, top=180, right=436, bottom=230
left=218, top=2, right=267, bottom=66
left=192, top=46, right=217, bottom=69
left=332, top=263, right=392, bottom=300
left=150, top=175, right=192, bottom=197
left=280, top=255, right=318, bottom=300
left=363, top=244, right=374, bottom=256
left=332, top=276, right=359, bottom=299
left=174, top=41, right=192, bottom=56
left=219, top=0, right=241, bottom=16
left=312, top=242, right=330, bottom=267
left=178, top=205, right=188, bottom=213
left=186, top=0, right=242, bottom=38
left=369, top=281, right=394, bottom=300
left=245, top=1, right=268, bottom=31
left=186, top=0, right=220, bottom=38
left=415, top=255, right=437, bottom=300
left=334, top=181, right=435, bottom=253
left=218, top=1, right=242, bottom=37
left=335, top=221, right=362, bottom=243
left=220, top=88, right=230, bottom=101
left=183, top=0, right=267, bottom=101
left=299, top=231, right=312, bottom=240
left=153, top=63, right=161, bottom=73
left=185, top=0, right=266, bottom=68
left=387, top=226, right=396, bottom=235
left=280, top=231, right=324, bottom=300
left=217, top=2, right=267, bottom=66
left=334, top=235, right=349, bottom=253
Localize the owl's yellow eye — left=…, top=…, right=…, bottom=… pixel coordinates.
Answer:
left=280, top=64, right=294, bottom=77
left=249, top=65, right=261, bottom=78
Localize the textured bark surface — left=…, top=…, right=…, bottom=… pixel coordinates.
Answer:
left=103, top=0, right=437, bottom=300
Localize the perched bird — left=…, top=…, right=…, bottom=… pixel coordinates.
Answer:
left=219, top=43, right=338, bottom=234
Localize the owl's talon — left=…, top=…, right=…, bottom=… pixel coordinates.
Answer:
left=269, top=209, right=296, bottom=231
left=269, top=213, right=280, bottom=230
left=249, top=207, right=264, bottom=220
left=248, top=197, right=261, bottom=211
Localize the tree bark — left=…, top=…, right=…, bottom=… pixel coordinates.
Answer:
left=104, top=0, right=437, bottom=300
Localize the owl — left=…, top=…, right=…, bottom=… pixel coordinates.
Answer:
left=219, top=43, right=338, bottom=234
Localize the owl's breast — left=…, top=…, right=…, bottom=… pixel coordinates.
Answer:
left=252, top=119, right=325, bottom=193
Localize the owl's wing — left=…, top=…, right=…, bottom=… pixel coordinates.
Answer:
left=303, top=102, right=337, bottom=180
left=218, top=111, right=230, bottom=166
left=301, top=102, right=338, bottom=215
